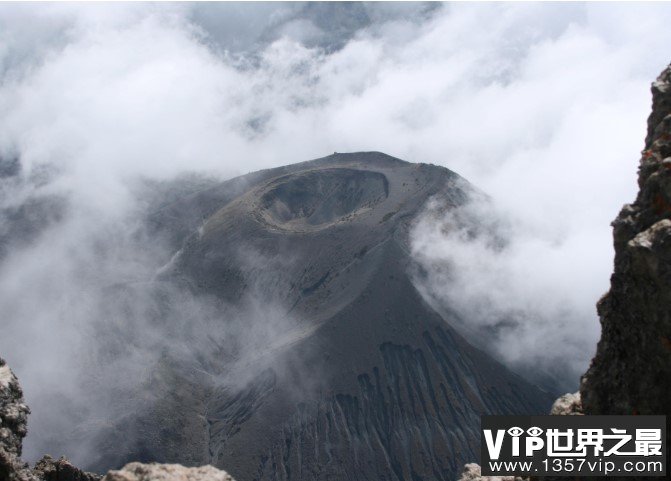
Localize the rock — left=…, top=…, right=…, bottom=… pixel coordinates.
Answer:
left=580, top=64, right=671, bottom=421
left=0, top=358, right=29, bottom=458
left=455, top=463, right=524, bottom=481
left=0, top=357, right=34, bottom=481
left=102, top=463, right=234, bottom=481
left=33, top=456, right=102, bottom=481
left=538, top=63, right=671, bottom=481
left=549, top=392, right=582, bottom=416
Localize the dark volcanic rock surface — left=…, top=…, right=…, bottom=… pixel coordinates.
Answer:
left=581, top=65, right=671, bottom=420
left=98, top=152, right=553, bottom=481
left=0, top=356, right=31, bottom=481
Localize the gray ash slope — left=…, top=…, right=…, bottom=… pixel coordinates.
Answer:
left=91, top=152, right=554, bottom=480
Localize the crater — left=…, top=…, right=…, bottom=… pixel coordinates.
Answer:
left=258, top=168, right=388, bottom=230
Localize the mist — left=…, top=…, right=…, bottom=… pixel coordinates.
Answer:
left=0, top=1, right=670, bottom=466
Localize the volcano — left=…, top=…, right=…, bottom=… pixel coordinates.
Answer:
left=81, top=152, right=552, bottom=481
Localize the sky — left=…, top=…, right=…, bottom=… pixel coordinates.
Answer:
left=0, top=0, right=670, bottom=465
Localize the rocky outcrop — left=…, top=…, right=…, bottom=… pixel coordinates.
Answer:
left=102, top=463, right=234, bottom=481
left=580, top=64, right=671, bottom=420
left=1, top=357, right=33, bottom=481
left=548, top=392, right=582, bottom=416
left=454, top=463, right=522, bottom=481
left=31, top=456, right=102, bottom=481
